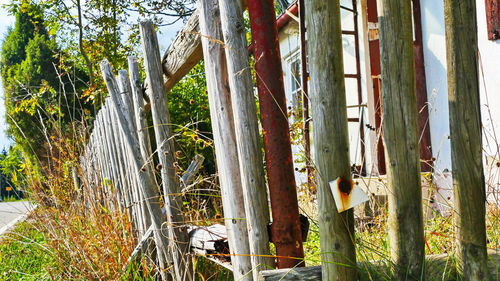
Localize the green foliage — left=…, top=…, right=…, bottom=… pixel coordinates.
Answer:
left=168, top=62, right=215, bottom=174
left=0, top=145, right=26, bottom=191
left=1, top=2, right=91, bottom=177
left=0, top=221, right=55, bottom=281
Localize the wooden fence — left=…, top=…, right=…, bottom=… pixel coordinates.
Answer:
left=78, top=0, right=499, bottom=280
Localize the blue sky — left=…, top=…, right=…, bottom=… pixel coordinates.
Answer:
left=0, top=1, right=183, bottom=151
left=0, top=0, right=14, bottom=151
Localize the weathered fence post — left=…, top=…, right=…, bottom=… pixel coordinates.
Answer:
left=198, top=0, right=253, bottom=279
left=139, top=21, right=193, bottom=281
left=128, top=56, right=155, bottom=232
left=247, top=0, right=305, bottom=268
left=118, top=70, right=151, bottom=237
left=444, top=0, right=489, bottom=279
left=218, top=0, right=274, bottom=278
left=377, top=0, right=425, bottom=279
left=100, top=61, right=171, bottom=281
left=304, top=0, right=357, bottom=280
left=128, top=56, right=156, bottom=175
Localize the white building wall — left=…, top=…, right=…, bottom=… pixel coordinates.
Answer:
left=420, top=0, right=500, bottom=203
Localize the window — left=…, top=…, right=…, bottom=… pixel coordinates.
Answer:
left=289, top=55, right=302, bottom=110
left=486, top=0, right=500, bottom=40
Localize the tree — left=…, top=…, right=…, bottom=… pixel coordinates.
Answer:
left=1, top=1, right=90, bottom=178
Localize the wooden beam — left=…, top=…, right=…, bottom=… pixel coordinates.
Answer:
left=160, top=1, right=249, bottom=91
left=258, top=252, right=500, bottom=281
left=377, top=0, right=425, bottom=279
left=444, top=0, right=490, bottom=279
left=197, top=0, right=253, bottom=279
left=304, top=0, right=357, bottom=280
left=218, top=0, right=274, bottom=278
left=161, top=10, right=203, bottom=92
left=140, top=21, right=194, bottom=281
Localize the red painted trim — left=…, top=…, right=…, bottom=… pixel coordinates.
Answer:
left=276, top=3, right=299, bottom=31
left=412, top=0, right=433, bottom=172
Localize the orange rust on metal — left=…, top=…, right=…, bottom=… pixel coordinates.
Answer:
left=248, top=0, right=304, bottom=269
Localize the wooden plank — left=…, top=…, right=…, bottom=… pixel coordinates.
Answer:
left=198, top=0, right=253, bottom=278
left=377, top=0, right=425, bottom=279
left=218, top=0, right=274, bottom=278
left=162, top=10, right=203, bottom=92
left=304, top=1, right=357, bottom=280
left=139, top=21, right=193, bottom=281
left=189, top=224, right=228, bottom=254
left=180, top=154, right=205, bottom=189
left=444, top=0, right=490, bottom=279
left=100, top=60, right=172, bottom=281
left=160, top=1, right=249, bottom=92
left=258, top=251, right=500, bottom=281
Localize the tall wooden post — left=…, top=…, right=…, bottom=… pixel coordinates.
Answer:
left=304, top=1, right=357, bottom=280
left=139, top=21, right=193, bottom=281
left=444, top=0, right=489, bottom=279
left=247, top=0, right=305, bottom=268
left=218, top=0, right=274, bottom=278
left=198, top=0, right=253, bottom=279
left=377, top=0, right=425, bottom=279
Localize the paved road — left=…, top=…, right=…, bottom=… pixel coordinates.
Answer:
left=0, top=201, right=34, bottom=235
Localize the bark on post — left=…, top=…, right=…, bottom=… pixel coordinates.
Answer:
left=139, top=21, right=193, bottom=281
left=118, top=71, right=145, bottom=234
left=218, top=0, right=274, bottom=277
left=128, top=56, right=156, bottom=175
left=377, top=0, right=425, bottom=279
left=444, top=0, right=489, bottom=279
left=247, top=0, right=304, bottom=268
left=198, top=0, right=253, bottom=279
left=304, top=1, right=357, bottom=280
left=101, top=105, right=125, bottom=207
left=128, top=56, right=155, bottom=232
left=100, top=61, right=171, bottom=281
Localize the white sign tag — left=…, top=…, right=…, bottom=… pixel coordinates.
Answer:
left=329, top=177, right=369, bottom=213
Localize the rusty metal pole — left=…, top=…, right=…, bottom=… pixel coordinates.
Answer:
left=247, top=0, right=305, bottom=269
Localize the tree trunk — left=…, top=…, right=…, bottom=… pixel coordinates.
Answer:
left=304, top=0, right=357, bottom=280
left=444, top=0, right=489, bottom=279
left=377, top=0, right=425, bottom=279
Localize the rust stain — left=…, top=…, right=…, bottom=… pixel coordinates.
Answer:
left=337, top=177, right=354, bottom=211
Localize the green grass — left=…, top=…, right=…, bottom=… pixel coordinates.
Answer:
left=1, top=195, right=26, bottom=202
left=300, top=208, right=500, bottom=280
left=0, top=220, right=55, bottom=281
